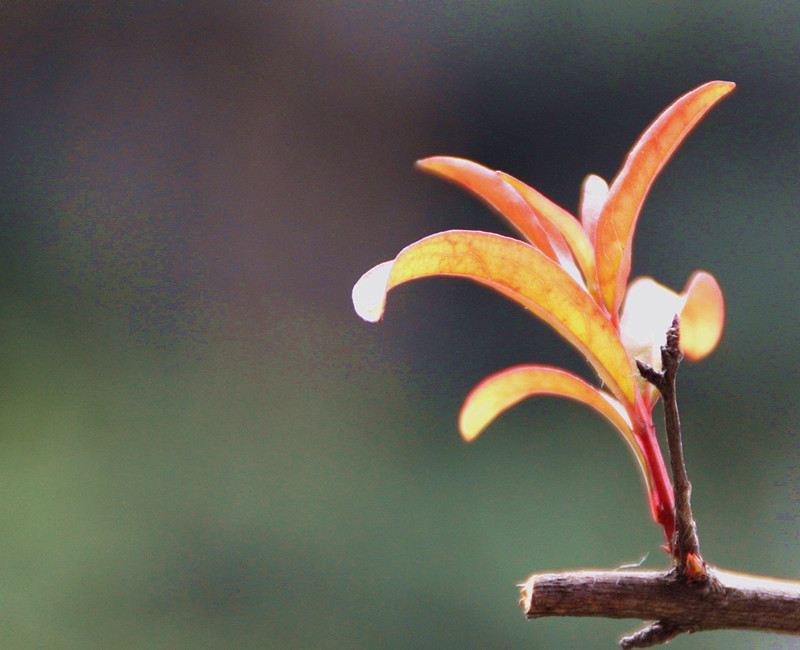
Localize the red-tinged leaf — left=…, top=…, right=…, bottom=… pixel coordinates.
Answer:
left=351, top=230, right=637, bottom=406
left=499, top=171, right=600, bottom=299
left=415, top=157, right=563, bottom=264
left=594, top=81, right=736, bottom=314
left=679, top=271, right=725, bottom=361
left=458, top=365, right=649, bottom=486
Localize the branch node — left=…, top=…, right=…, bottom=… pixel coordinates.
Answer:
left=635, top=359, right=664, bottom=389
left=619, top=620, right=683, bottom=648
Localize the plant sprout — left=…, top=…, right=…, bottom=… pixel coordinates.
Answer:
left=353, top=81, right=733, bottom=546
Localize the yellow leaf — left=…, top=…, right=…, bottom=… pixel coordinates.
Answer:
left=352, top=230, right=637, bottom=406
left=458, top=365, right=650, bottom=488
left=594, top=81, right=736, bottom=314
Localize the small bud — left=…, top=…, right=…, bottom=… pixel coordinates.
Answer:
left=685, top=552, right=706, bottom=581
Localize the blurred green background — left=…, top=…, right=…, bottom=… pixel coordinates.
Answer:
left=1, top=2, right=799, bottom=648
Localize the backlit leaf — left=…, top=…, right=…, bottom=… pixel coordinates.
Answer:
left=500, top=171, right=599, bottom=299
left=416, top=157, right=577, bottom=275
left=579, top=174, right=608, bottom=244
left=352, top=230, right=637, bottom=406
left=459, top=365, right=651, bottom=488
left=679, top=271, right=725, bottom=361
left=594, top=80, right=735, bottom=314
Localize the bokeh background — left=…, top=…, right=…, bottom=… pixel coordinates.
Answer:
left=1, top=2, right=799, bottom=648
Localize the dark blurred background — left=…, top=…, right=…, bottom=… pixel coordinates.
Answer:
left=1, top=2, right=798, bottom=648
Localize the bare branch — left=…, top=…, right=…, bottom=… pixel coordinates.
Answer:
left=520, top=568, right=800, bottom=646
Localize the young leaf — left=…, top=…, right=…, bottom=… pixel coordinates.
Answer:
left=679, top=271, right=725, bottom=361
left=594, top=81, right=736, bottom=314
left=579, top=174, right=608, bottom=244
left=415, top=157, right=580, bottom=281
left=499, top=172, right=600, bottom=299
left=619, top=272, right=725, bottom=369
left=458, top=364, right=649, bottom=485
left=352, top=230, right=637, bottom=406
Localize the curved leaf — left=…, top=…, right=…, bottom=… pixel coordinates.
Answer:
left=459, top=365, right=620, bottom=440
left=619, top=272, right=725, bottom=368
left=679, top=271, right=725, bottom=361
left=594, top=81, right=736, bottom=314
left=619, top=275, right=685, bottom=403
left=352, top=230, right=637, bottom=406
left=500, top=171, right=600, bottom=300
left=415, top=157, right=580, bottom=280
left=352, top=260, right=395, bottom=323
left=459, top=364, right=650, bottom=491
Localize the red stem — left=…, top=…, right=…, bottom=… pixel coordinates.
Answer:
left=633, top=397, right=675, bottom=545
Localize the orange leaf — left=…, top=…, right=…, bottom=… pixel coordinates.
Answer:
left=415, top=157, right=575, bottom=272
left=499, top=171, right=600, bottom=300
left=594, top=81, right=736, bottom=314
left=459, top=365, right=650, bottom=486
left=352, top=230, right=637, bottom=406
left=679, top=271, right=725, bottom=361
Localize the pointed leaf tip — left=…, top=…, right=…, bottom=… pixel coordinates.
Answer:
left=352, top=260, right=394, bottom=322
left=595, top=80, right=736, bottom=313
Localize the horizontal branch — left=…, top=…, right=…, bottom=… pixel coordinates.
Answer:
left=521, top=567, right=800, bottom=644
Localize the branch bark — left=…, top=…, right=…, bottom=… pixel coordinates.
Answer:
left=520, top=568, right=800, bottom=645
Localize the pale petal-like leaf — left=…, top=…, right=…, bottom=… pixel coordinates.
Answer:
left=594, top=81, right=736, bottom=314
left=579, top=174, right=608, bottom=243
left=352, top=230, right=637, bottom=406
left=352, top=260, right=394, bottom=322
left=619, top=273, right=725, bottom=367
left=679, top=271, right=725, bottom=361
left=619, top=276, right=684, bottom=373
